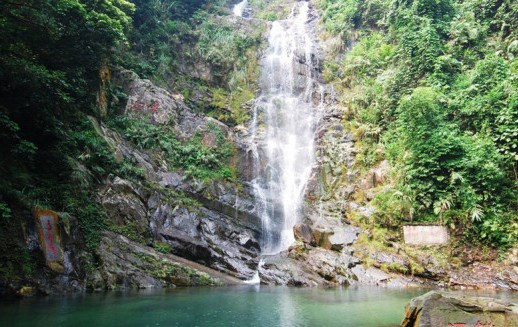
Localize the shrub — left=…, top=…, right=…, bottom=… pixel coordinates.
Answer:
left=110, top=116, right=236, bottom=181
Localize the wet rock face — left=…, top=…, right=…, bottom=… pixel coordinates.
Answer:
left=401, top=291, right=518, bottom=327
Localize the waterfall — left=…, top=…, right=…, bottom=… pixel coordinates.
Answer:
left=232, top=0, right=248, bottom=17
left=242, top=258, right=263, bottom=285
left=250, top=2, right=322, bottom=255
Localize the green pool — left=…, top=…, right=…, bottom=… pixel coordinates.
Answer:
left=0, top=286, right=514, bottom=327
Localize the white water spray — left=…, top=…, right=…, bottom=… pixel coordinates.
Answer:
left=250, top=2, right=322, bottom=255
left=243, top=258, right=263, bottom=285
left=232, top=0, right=248, bottom=17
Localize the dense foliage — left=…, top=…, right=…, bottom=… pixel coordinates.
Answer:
left=108, top=116, right=236, bottom=180
left=121, top=0, right=214, bottom=81
left=0, top=0, right=246, bottom=277
left=0, top=0, right=134, bottom=200
left=320, top=0, right=517, bottom=249
left=120, top=0, right=262, bottom=125
left=0, top=0, right=136, bottom=276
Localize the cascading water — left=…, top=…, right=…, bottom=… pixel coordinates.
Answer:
left=232, top=0, right=248, bottom=17
left=250, top=2, right=323, bottom=255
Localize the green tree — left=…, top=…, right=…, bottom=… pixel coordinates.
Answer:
left=0, top=0, right=134, bottom=262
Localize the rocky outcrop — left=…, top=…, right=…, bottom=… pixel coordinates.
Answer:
left=401, top=291, right=518, bottom=327
left=100, top=177, right=149, bottom=235
left=258, top=244, right=358, bottom=286
left=149, top=195, right=261, bottom=279
left=350, top=265, right=421, bottom=287
left=98, top=169, right=263, bottom=281
left=112, top=68, right=209, bottom=140
left=90, top=129, right=262, bottom=281
left=90, top=68, right=263, bottom=283
left=93, top=231, right=239, bottom=289
left=353, top=239, right=518, bottom=290
left=359, top=160, right=390, bottom=192
left=293, top=222, right=359, bottom=251
left=447, top=262, right=518, bottom=291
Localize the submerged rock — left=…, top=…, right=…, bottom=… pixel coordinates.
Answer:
left=400, top=291, right=518, bottom=327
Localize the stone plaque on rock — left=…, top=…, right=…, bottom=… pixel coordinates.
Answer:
left=403, top=225, right=449, bottom=245
left=34, top=209, right=64, bottom=273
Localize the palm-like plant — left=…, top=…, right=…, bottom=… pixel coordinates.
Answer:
left=433, top=196, right=454, bottom=223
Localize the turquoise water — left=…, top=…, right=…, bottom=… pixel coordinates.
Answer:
left=1, top=286, right=515, bottom=327
left=0, top=286, right=423, bottom=327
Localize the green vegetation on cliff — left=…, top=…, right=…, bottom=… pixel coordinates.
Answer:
left=122, top=0, right=263, bottom=126
left=0, top=0, right=135, bottom=277
left=0, top=0, right=251, bottom=278
left=109, top=116, right=236, bottom=180
left=320, top=0, right=517, bottom=249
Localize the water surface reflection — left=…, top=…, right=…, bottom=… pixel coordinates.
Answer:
left=0, top=286, right=516, bottom=327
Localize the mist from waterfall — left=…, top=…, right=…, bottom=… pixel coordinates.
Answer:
left=250, top=2, right=322, bottom=255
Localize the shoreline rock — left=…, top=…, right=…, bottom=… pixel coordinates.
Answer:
left=401, top=291, right=518, bottom=327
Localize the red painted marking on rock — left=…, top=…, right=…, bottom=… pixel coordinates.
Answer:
left=45, top=220, right=57, bottom=255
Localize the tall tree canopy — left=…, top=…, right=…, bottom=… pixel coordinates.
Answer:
left=0, top=0, right=134, bottom=199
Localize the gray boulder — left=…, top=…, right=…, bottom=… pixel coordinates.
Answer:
left=401, top=291, right=518, bottom=327
left=258, top=245, right=359, bottom=286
